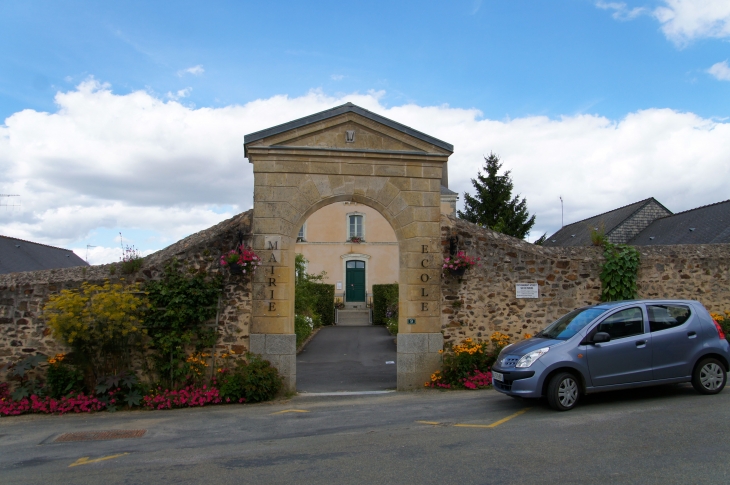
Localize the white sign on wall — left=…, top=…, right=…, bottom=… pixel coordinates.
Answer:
left=516, top=283, right=539, bottom=299
left=336, top=281, right=343, bottom=290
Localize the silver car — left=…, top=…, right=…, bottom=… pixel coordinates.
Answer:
left=491, top=300, right=730, bottom=411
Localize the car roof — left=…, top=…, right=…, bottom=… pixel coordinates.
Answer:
left=592, top=299, right=698, bottom=310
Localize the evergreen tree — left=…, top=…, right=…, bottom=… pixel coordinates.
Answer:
left=457, top=152, right=536, bottom=239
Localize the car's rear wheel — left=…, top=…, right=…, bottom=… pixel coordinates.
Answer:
left=546, top=372, right=579, bottom=411
left=692, top=358, right=727, bottom=395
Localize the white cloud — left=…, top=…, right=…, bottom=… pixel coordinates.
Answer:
left=330, top=74, right=345, bottom=81
left=2, top=79, right=729, bottom=257
left=596, top=1, right=730, bottom=45
left=595, top=1, right=647, bottom=21
left=167, top=87, right=192, bottom=100
left=653, top=0, right=730, bottom=45
left=708, top=60, right=730, bottom=80
left=177, top=65, right=205, bottom=77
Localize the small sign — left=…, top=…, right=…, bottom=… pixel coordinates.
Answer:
left=407, top=318, right=416, bottom=324
left=336, top=281, right=343, bottom=290
left=516, top=283, right=539, bottom=299
left=385, top=361, right=395, bottom=364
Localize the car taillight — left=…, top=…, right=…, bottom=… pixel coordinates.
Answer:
left=713, top=320, right=726, bottom=340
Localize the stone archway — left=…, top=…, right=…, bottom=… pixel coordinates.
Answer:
left=244, top=103, right=453, bottom=390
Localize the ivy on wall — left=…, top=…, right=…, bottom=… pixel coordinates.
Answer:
left=599, top=243, right=641, bottom=302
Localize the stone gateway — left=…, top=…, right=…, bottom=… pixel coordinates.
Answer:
left=244, top=103, right=453, bottom=391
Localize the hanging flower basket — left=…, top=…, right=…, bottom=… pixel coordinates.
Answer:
left=228, top=262, right=243, bottom=275
left=443, top=251, right=479, bottom=278
left=448, top=266, right=467, bottom=277
left=220, top=245, right=262, bottom=276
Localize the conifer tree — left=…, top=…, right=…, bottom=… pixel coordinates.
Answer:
left=457, top=152, right=536, bottom=239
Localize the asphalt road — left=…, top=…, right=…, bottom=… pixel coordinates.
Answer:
left=2, top=384, right=730, bottom=484
left=296, top=326, right=397, bottom=392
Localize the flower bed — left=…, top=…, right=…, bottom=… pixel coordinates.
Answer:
left=425, top=332, right=520, bottom=390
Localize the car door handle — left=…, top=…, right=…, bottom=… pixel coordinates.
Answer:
left=636, top=340, right=647, bottom=348
left=687, top=331, right=697, bottom=339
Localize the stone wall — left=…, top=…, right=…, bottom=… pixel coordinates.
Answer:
left=0, top=210, right=254, bottom=370
left=3, top=208, right=728, bottom=383
left=440, top=214, right=730, bottom=345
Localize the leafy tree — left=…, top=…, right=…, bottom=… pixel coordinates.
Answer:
left=458, top=152, right=536, bottom=239
left=144, top=260, right=222, bottom=387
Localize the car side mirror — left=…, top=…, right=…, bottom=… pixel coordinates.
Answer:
left=592, top=332, right=611, bottom=344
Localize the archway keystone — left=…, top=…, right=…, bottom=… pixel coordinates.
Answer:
left=244, top=103, right=453, bottom=390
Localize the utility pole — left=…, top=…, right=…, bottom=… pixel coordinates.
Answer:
left=560, top=196, right=564, bottom=228
left=85, top=244, right=97, bottom=264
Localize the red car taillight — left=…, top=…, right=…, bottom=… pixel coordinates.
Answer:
left=713, top=320, right=726, bottom=340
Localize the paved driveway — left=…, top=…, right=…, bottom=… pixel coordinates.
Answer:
left=296, top=325, right=396, bottom=392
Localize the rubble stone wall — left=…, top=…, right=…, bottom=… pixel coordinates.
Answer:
left=440, top=215, right=730, bottom=345
left=0, top=210, right=254, bottom=369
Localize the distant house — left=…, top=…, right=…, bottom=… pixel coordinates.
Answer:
left=0, top=235, right=88, bottom=274
left=544, top=198, right=730, bottom=247
left=630, top=199, right=730, bottom=246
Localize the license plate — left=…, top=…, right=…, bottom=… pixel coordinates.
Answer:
left=492, top=371, right=504, bottom=382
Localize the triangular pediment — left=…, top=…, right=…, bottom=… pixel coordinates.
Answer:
left=271, top=119, right=426, bottom=152
left=244, top=103, right=453, bottom=156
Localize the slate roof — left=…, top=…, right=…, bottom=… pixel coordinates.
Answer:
left=440, top=185, right=457, bottom=196
left=544, top=198, right=668, bottom=247
left=243, top=102, right=454, bottom=153
left=629, top=199, right=730, bottom=245
left=0, top=235, right=89, bottom=274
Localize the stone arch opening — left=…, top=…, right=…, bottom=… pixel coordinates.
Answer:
left=244, top=103, right=453, bottom=390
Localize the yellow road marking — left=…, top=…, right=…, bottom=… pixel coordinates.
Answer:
left=270, top=409, right=310, bottom=415
left=484, top=407, right=531, bottom=427
left=423, top=407, right=532, bottom=429
left=69, top=453, right=129, bottom=467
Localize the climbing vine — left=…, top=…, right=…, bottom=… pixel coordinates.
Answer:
left=144, top=260, right=223, bottom=387
left=599, top=243, right=641, bottom=301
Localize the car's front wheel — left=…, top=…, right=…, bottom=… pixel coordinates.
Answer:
left=546, top=372, right=580, bottom=411
left=692, top=358, right=727, bottom=395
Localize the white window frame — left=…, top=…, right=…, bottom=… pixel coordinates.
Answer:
left=347, top=212, right=365, bottom=241
left=297, top=222, right=307, bottom=242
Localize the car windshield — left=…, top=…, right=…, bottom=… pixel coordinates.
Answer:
left=539, top=307, right=609, bottom=340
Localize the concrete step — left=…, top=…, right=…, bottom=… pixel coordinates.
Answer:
left=337, top=309, right=371, bottom=326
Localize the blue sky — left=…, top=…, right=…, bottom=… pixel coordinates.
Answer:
left=1, top=1, right=729, bottom=263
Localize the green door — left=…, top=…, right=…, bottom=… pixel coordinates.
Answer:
left=346, top=261, right=366, bottom=302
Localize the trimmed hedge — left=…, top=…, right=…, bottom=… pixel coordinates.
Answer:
left=372, top=284, right=398, bottom=325
left=309, top=283, right=335, bottom=326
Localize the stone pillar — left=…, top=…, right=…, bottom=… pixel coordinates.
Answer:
left=249, top=333, right=296, bottom=391
left=396, top=204, right=443, bottom=390
left=251, top=213, right=297, bottom=391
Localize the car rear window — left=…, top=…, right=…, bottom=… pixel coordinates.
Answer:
left=647, top=304, right=691, bottom=332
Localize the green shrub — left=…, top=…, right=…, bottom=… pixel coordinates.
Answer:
left=295, top=314, right=315, bottom=347
left=43, top=281, right=149, bottom=387
left=309, top=283, right=335, bottom=326
left=219, top=355, right=283, bottom=403
left=46, top=357, right=84, bottom=399
left=373, top=284, right=398, bottom=325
